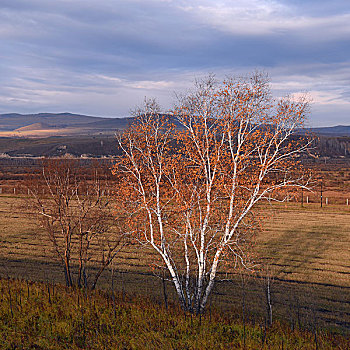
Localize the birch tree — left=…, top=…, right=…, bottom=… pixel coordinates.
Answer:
left=114, top=73, right=311, bottom=314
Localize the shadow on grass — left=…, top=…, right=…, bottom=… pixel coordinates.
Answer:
left=0, top=255, right=349, bottom=334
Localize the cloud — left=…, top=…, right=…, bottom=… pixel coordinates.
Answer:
left=178, top=0, right=350, bottom=41
left=0, top=0, right=349, bottom=125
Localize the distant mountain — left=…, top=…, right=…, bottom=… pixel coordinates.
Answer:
left=0, top=113, right=106, bottom=131
left=0, top=113, right=132, bottom=137
left=0, top=113, right=349, bottom=158
left=1, top=112, right=350, bottom=138
left=306, top=125, right=350, bottom=136
left=15, top=122, right=54, bottom=132
left=75, top=117, right=134, bottom=130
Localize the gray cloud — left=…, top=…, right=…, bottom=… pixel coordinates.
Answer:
left=0, top=0, right=349, bottom=125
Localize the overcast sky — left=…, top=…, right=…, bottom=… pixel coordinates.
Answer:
left=0, top=0, right=349, bottom=126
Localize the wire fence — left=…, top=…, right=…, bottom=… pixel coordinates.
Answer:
left=1, top=184, right=349, bottom=207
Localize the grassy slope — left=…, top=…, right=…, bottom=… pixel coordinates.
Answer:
left=1, top=278, right=349, bottom=350
left=0, top=136, right=121, bottom=157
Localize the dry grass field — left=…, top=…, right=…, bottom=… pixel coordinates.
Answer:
left=0, top=193, right=349, bottom=333
left=3, top=279, right=349, bottom=349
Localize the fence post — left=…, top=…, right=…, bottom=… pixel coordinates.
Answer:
left=306, top=196, right=309, bottom=204
left=301, top=188, right=304, bottom=207
left=347, top=199, right=349, bottom=206
left=325, top=198, right=328, bottom=205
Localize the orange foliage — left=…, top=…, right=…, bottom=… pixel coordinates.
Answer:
left=112, top=74, right=311, bottom=313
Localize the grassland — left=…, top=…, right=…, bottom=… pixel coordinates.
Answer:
left=1, top=278, right=349, bottom=349
left=0, top=193, right=349, bottom=336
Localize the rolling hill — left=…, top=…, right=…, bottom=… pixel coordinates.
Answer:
left=0, top=113, right=349, bottom=158
left=307, top=125, right=350, bottom=136
left=0, top=113, right=132, bottom=137
left=1, top=112, right=350, bottom=137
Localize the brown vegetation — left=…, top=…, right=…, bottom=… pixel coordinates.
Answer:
left=2, top=278, right=349, bottom=349
left=23, top=159, right=127, bottom=290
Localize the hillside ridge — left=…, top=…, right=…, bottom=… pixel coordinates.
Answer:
left=0, top=112, right=349, bottom=137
